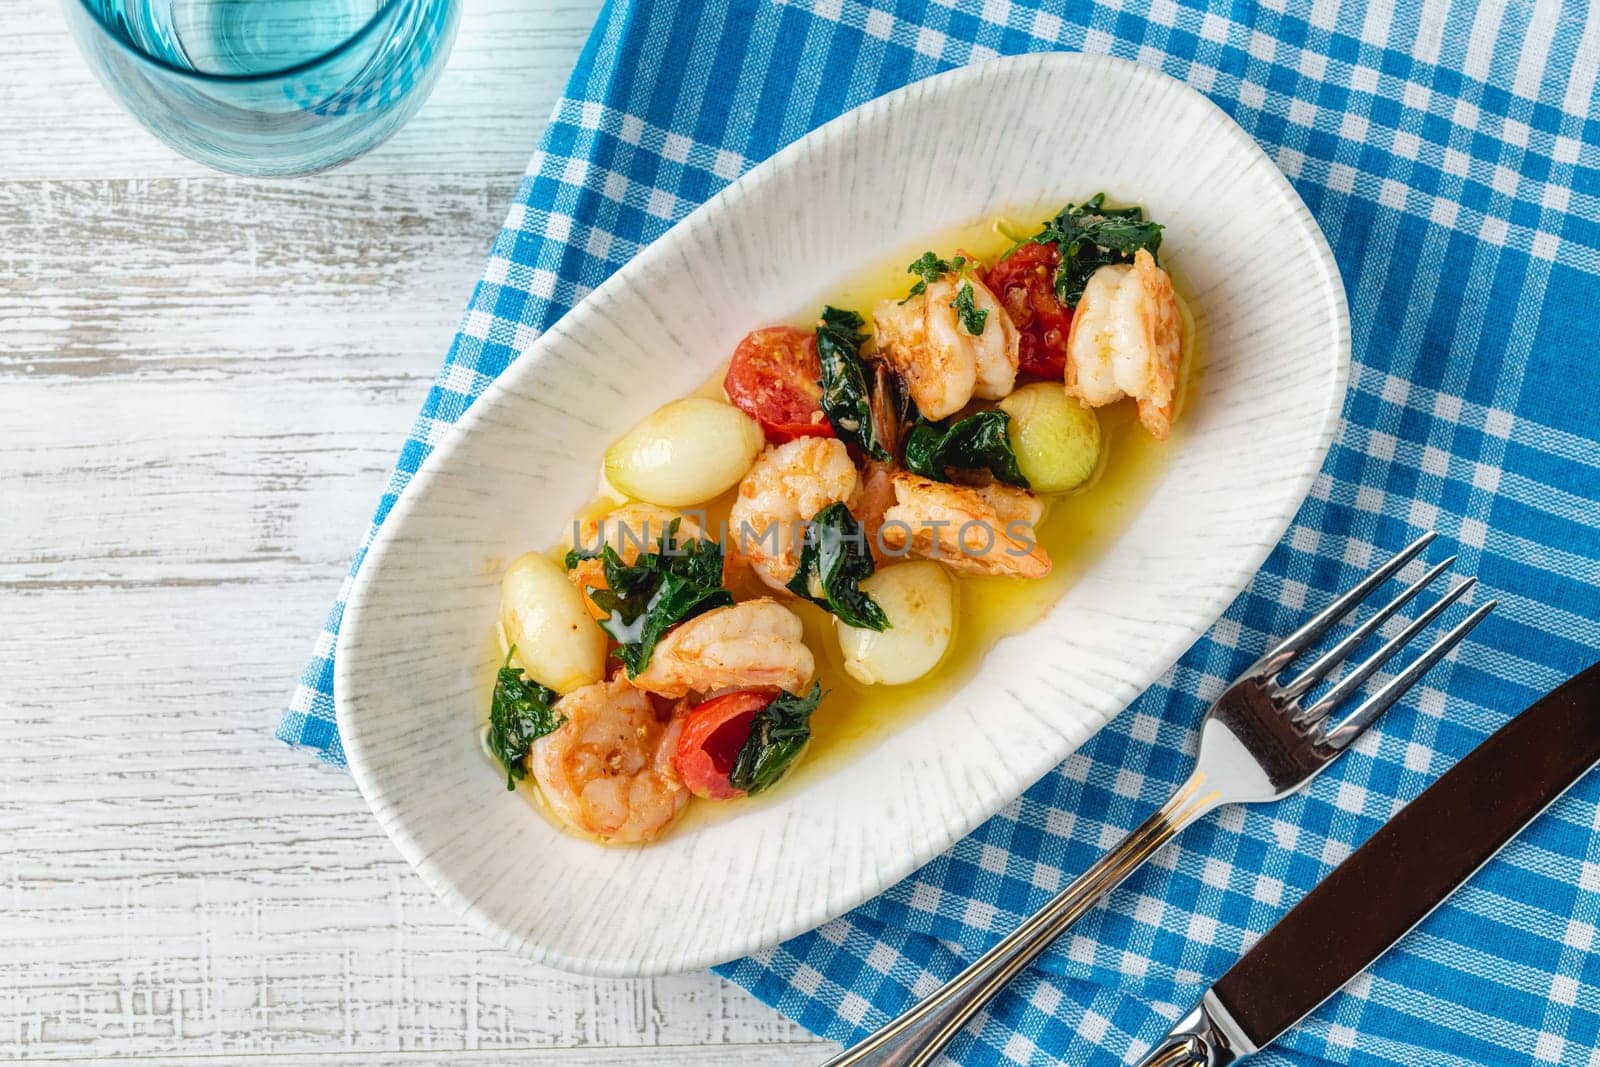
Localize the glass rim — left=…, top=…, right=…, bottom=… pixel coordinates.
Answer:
left=73, top=0, right=403, bottom=83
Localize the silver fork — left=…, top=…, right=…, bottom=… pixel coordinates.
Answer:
left=822, top=531, right=1495, bottom=1067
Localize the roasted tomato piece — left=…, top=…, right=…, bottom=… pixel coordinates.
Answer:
left=984, top=242, right=1072, bottom=380
left=724, top=326, right=834, bottom=443
left=672, top=688, right=777, bottom=800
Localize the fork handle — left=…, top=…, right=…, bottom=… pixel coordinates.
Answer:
left=822, top=773, right=1223, bottom=1067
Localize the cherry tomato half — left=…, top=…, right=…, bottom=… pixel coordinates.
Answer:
left=985, top=243, right=1073, bottom=380
left=724, top=326, right=834, bottom=444
left=672, top=688, right=778, bottom=800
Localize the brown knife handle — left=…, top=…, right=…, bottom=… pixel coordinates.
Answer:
left=1213, top=659, right=1600, bottom=1047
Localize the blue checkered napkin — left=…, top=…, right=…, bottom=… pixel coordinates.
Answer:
left=280, top=0, right=1600, bottom=1062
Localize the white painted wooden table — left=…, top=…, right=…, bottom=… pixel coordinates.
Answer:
left=0, top=3, right=836, bottom=1061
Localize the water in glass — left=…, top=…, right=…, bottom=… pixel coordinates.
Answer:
left=66, top=0, right=458, bottom=175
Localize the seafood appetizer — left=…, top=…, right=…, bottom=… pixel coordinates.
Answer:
left=485, top=195, right=1190, bottom=845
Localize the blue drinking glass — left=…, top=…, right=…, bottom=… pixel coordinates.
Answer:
left=64, top=0, right=459, bottom=176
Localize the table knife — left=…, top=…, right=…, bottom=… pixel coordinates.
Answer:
left=1139, top=659, right=1600, bottom=1066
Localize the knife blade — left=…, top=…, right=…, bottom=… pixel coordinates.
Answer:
left=1139, top=659, right=1600, bottom=1067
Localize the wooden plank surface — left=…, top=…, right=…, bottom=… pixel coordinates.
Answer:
left=0, top=1, right=835, bottom=1061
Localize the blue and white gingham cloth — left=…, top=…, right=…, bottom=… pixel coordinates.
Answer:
left=279, top=1, right=1600, bottom=1062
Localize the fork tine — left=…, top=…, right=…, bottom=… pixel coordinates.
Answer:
left=1281, top=555, right=1457, bottom=710
left=1258, top=531, right=1436, bottom=672
left=1298, top=577, right=1477, bottom=727
left=1320, top=599, right=1496, bottom=749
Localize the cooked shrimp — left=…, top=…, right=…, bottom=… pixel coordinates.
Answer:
left=946, top=275, right=1021, bottom=401
left=628, top=598, right=815, bottom=698
left=568, top=504, right=705, bottom=619
left=572, top=503, right=701, bottom=559
left=728, top=437, right=858, bottom=592
left=878, top=472, right=1050, bottom=578
left=855, top=462, right=899, bottom=565
left=1063, top=248, right=1183, bottom=440
left=529, top=673, right=689, bottom=844
left=873, top=274, right=1019, bottom=420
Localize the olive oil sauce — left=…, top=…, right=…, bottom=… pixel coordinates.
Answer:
left=494, top=209, right=1200, bottom=825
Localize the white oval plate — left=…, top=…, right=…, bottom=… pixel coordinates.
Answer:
left=336, top=53, right=1348, bottom=977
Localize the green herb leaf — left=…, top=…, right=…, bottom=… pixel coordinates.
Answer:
left=903, top=409, right=1029, bottom=488
left=816, top=306, right=889, bottom=461
left=899, top=250, right=967, bottom=303
left=728, top=681, right=824, bottom=794
left=951, top=281, right=988, bottom=336
left=785, top=502, right=889, bottom=631
left=901, top=251, right=947, bottom=302
left=563, top=545, right=598, bottom=569
left=488, top=646, right=565, bottom=790
left=1032, top=193, right=1163, bottom=305
left=583, top=520, right=734, bottom=676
